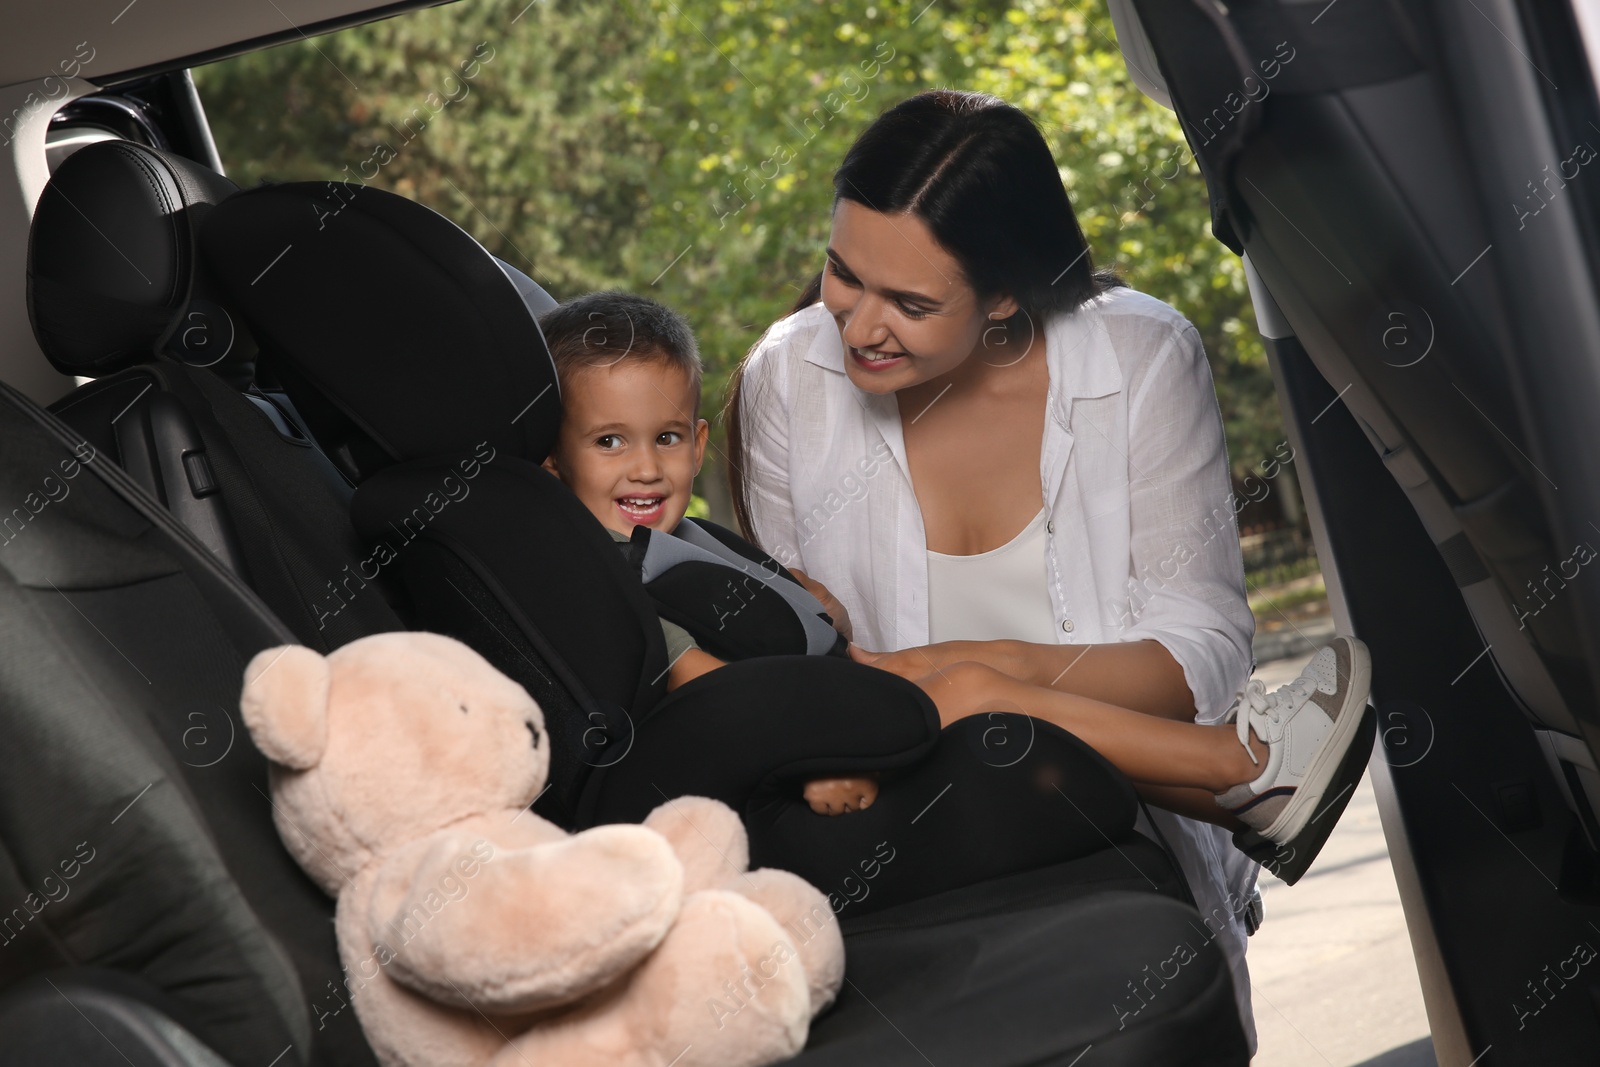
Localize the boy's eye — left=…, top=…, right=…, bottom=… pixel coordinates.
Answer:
left=595, top=434, right=622, bottom=449
left=657, top=431, right=683, bottom=446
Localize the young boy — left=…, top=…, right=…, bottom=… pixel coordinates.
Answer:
left=537, top=292, right=1372, bottom=848
left=536, top=291, right=876, bottom=815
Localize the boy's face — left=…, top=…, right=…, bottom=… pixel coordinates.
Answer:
left=542, top=356, right=709, bottom=537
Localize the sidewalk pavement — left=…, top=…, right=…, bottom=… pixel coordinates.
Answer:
left=1246, top=653, right=1435, bottom=1067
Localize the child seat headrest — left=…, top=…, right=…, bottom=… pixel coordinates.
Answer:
left=28, top=140, right=241, bottom=376
left=199, top=181, right=561, bottom=472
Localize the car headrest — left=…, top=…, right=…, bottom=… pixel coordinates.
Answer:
left=199, top=181, right=561, bottom=472
left=27, top=140, right=241, bottom=376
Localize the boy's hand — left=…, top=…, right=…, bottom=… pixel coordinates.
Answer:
left=666, top=647, right=725, bottom=691
left=789, top=567, right=854, bottom=642
left=803, top=775, right=879, bottom=815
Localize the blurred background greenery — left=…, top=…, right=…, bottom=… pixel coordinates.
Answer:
left=192, top=0, right=1290, bottom=530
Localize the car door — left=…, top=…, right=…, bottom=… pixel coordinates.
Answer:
left=1112, top=0, right=1600, bottom=1060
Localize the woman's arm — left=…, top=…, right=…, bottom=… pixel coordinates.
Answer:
left=849, top=638, right=1197, bottom=720
left=1114, top=322, right=1254, bottom=723
left=789, top=566, right=853, bottom=642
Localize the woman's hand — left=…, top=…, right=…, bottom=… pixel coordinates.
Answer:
left=848, top=640, right=1021, bottom=682
left=851, top=651, right=1023, bottom=728
left=789, top=567, right=853, bottom=642
left=922, top=661, right=1026, bottom=727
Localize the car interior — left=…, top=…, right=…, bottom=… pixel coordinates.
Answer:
left=4, top=0, right=1600, bottom=1064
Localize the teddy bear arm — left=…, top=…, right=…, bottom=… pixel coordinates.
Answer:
left=642, top=796, right=751, bottom=894
left=370, top=827, right=686, bottom=1015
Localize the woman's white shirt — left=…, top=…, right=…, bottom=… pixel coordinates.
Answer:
left=738, top=286, right=1259, bottom=1048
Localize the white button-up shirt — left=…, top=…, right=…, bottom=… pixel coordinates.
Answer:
left=739, top=286, right=1260, bottom=1045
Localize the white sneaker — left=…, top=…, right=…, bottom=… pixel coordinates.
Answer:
left=1213, top=637, right=1372, bottom=844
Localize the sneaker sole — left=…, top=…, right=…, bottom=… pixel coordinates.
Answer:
left=1233, top=703, right=1376, bottom=885
left=1257, top=637, right=1373, bottom=843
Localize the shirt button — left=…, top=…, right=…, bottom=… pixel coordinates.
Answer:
left=1062, top=619, right=1074, bottom=633
left=1047, top=520, right=1055, bottom=534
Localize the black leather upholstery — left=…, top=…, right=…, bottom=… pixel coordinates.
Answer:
left=0, top=971, right=233, bottom=1067
left=28, top=141, right=240, bottom=377
left=0, top=381, right=376, bottom=1067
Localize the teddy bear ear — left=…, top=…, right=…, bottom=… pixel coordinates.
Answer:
left=239, top=645, right=331, bottom=770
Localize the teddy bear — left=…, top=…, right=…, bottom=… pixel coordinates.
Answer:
left=239, top=631, right=844, bottom=1067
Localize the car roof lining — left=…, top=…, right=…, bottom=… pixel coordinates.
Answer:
left=0, top=0, right=452, bottom=91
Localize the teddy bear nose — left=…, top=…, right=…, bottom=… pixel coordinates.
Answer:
left=525, top=719, right=541, bottom=747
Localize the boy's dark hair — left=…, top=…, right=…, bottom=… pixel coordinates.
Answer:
left=538, top=290, right=702, bottom=404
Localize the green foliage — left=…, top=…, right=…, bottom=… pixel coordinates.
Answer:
left=192, top=0, right=1284, bottom=494
left=195, top=2, right=660, bottom=292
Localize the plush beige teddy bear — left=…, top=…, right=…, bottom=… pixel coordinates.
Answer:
left=239, top=631, right=843, bottom=1067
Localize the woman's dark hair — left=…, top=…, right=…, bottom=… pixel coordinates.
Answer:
left=724, top=89, right=1120, bottom=539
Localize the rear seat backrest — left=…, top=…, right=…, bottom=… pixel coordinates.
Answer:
left=27, top=140, right=403, bottom=651
left=0, top=377, right=377, bottom=1066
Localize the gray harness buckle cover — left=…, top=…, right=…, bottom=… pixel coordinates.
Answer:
left=631, top=518, right=846, bottom=659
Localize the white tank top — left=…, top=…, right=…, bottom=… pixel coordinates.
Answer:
left=926, top=506, right=1060, bottom=643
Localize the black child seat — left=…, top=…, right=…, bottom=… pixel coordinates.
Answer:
left=179, top=178, right=1252, bottom=1063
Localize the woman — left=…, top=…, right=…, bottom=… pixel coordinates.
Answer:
left=723, top=89, right=1347, bottom=1050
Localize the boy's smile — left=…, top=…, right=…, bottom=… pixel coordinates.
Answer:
left=542, top=356, right=709, bottom=537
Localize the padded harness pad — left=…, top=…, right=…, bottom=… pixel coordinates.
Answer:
left=629, top=518, right=846, bottom=660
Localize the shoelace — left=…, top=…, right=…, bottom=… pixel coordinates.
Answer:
left=1235, top=675, right=1317, bottom=766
